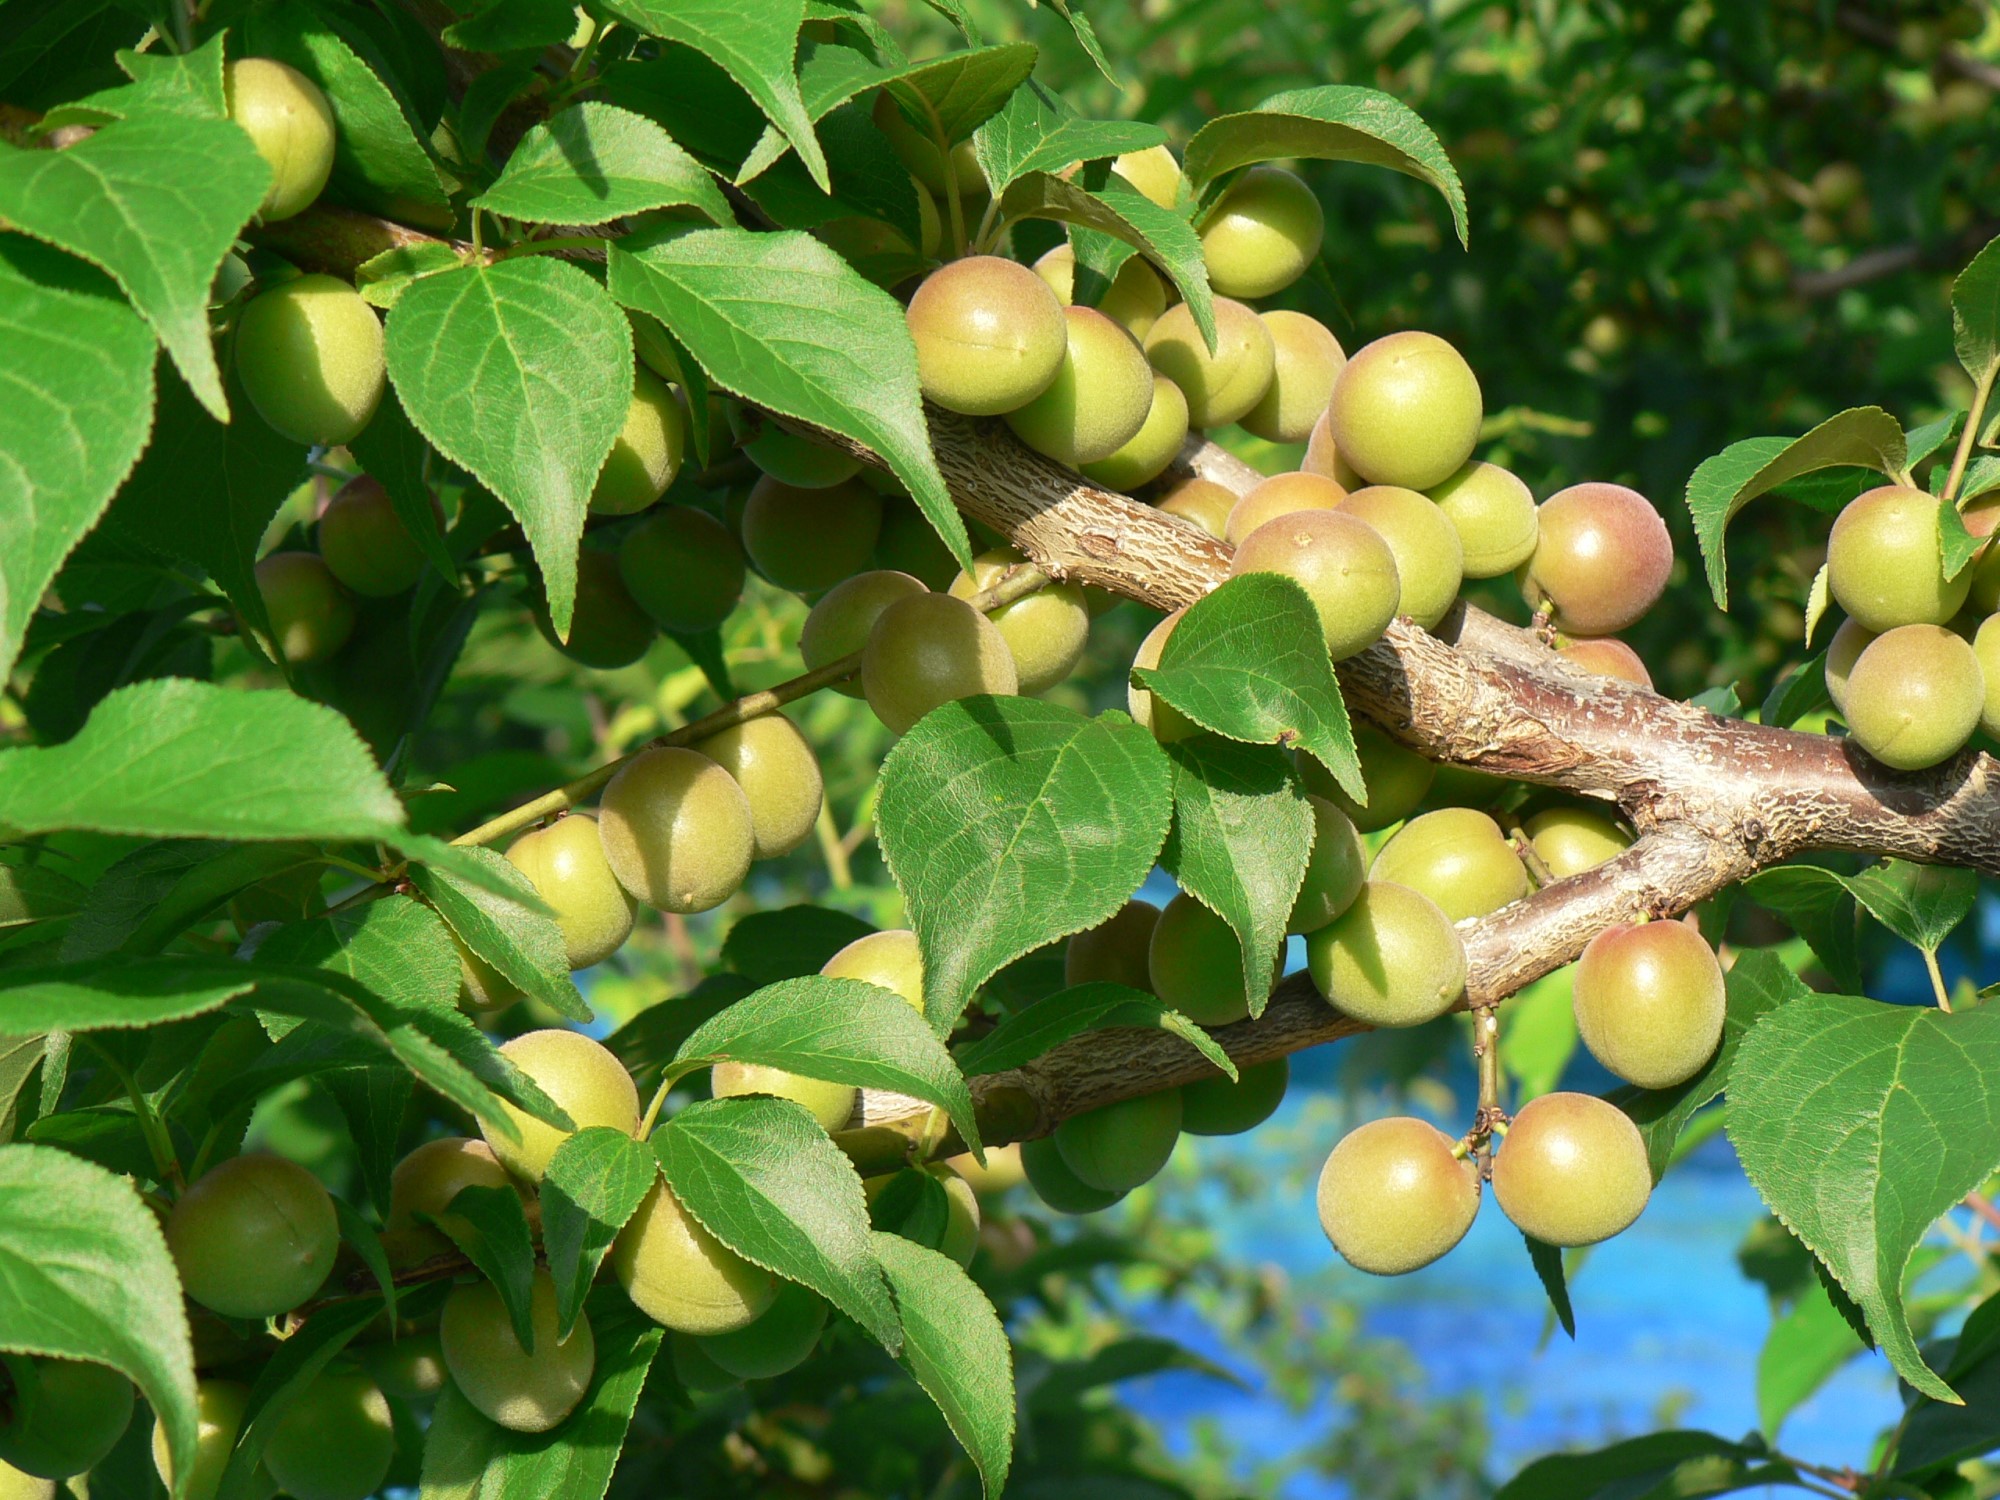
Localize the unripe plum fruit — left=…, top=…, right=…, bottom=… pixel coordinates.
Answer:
left=1963, top=494, right=2000, bottom=612
left=1054, top=1090, right=1183, bottom=1193
left=1021, top=1136, right=1124, bottom=1214
left=1154, top=477, right=1237, bottom=540
left=861, top=591, right=1018, bottom=735
left=1143, top=297, right=1276, bottom=429
left=151, top=1380, right=257, bottom=1500
left=505, top=813, right=635, bottom=969
left=618, top=504, right=746, bottom=634
left=1524, top=805, right=1632, bottom=878
left=933, top=1167, right=982, bottom=1265
left=1556, top=635, right=1652, bottom=688
left=739, top=475, right=882, bottom=594
left=317, top=476, right=429, bottom=597
left=1291, top=794, right=1368, bottom=933
left=1823, top=616, right=1876, bottom=713
left=538, top=549, right=655, bottom=669
left=1005, top=306, right=1155, bottom=467
left=947, top=1141, right=1025, bottom=1196
left=1976, top=614, right=2000, bottom=737
left=1240, top=311, right=1346, bottom=444
left=1111, top=145, right=1183, bottom=208
left=1338, top=485, right=1465, bottom=630
left=948, top=548, right=1090, bottom=693
left=742, top=423, right=860, bottom=489
left=694, top=712, right=824, bottom=861
left=360, top=1333, right=446, bottom=1401
left=1295, top=728, right=1434, bottom=832
left=1429, top=461, right=1538, bottom=578
left=255, top=551, right=354, bottom=665
left=1302, top=409, right=1365, bottom=491
left=441, top=1272, right=595, bottom=1432
left=1841, top=623, right=1984, bottom=769
left=1306, top=881, right=1466, bottom=1027
left=226, top=58, right=335, bottom=221
left=0, top=1356, right=132, bottom=1479
left=1827, top=485, right=1969, bottom=631
left=671, top=1332, right=741, bottom=1393
left=454, top=938, right=520, bottom=1019
left=1316, top=1116, right=1480, bottom=1275
left=591, top=365, right=686, bottom=515
left=695, top=1280, right=828, bottom=1380
left=874, top=504, right=960, bottom=589
left=1199, top=166, right=1325, bottom=299
left=262, top=1368, right=393, bottom=1500
left=1573, top=921, right=1726, bottom=1089
left=1065, top=898, right=1160, bottom=992
left=872, top=93, right=984, bottom=197
left=1370, top=808, right=1528, bottom=921
left=1326, top=332, right=1482, bottom=492
left=821, top=928, right=926, bottom=1013
left=1518, top=483, right=1673, bottom=636
left=1492, top=1092, right=1652, bottom=1247
left=712, top=1061, right=854, bottom=1132
left=478, top=1029, right=640, bottom=1183
left=614, top=1180, right=777, bottom=1333
left=1224, top=471, right=1344, bottom=547
left=167, top=1154, right=338, bottom=1319
left=1128, top=608, right=1197, bottom=742
left=905, top=255, right=1067, bottom=415
left=599, top=745, right=755, bottom=913
left=236, top=275, right=385, bottom=447
left=1078, top=373, right=1189, bottom=491
left=800, top=569, right=928, bottom=695
left=1231, top=508, right=1401, bottom=660
left=386, top=1136, right=514, bottom=1260
left=1032, top=244, right=1168, bottom=339
left=1180, top=1057, right=1289, bottom=1137
left=1148, top=891, right=1273, bottom=1026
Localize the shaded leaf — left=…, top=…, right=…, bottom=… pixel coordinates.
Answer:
left=475, top=103, right=734, bottom=226
left=542, top=1127, right=659, bottom=1339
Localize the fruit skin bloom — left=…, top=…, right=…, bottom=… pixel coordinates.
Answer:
left=1492, top=1092, right=1652, bottom=1247
left=1317, top=1116, right=1481, bottom=1275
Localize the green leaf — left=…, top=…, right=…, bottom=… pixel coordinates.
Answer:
left=1952, top=233, right=2000, bottom=384
left=606, top=224, right=970, bottom=572
left=424, top=1184, right=539, bottom=1351
left=605, top=975, right=756, bottom=1087
left=1740, top=869, right=1862, bottom=992
left=973, top=86, right=1164, bottom=199
left=721, top=905, right=875, bottom=985
left=1898, top=1321, right=2000, bottom=1477
left=654, top=1095, right=900, bottom=1351
left=0, top=1143, right=196, bottom=1500
left=215, top=1292, right=385, bottom=1500
left=1757, top=652, right=1831, bottom=731
left=0, top=114, right=266, bottom=419
left=441, top=0, right=578, bottom=52
left=1728, top=992, right=2000, bottom=1401
left=253, top=896, right=464, bottom=1019
left=1844, top=859, right=1978, bottom=954
left=43, top=34, right=229, bottom=128
left=1939, top=492, right=1984, bottom=580
left=475, top=103, right=734, bottom=227
left=0, top=956, right=254, bottom=1031
left=408, top=849, right=588, bottom=1023
left=325, top=1069, right=412, bottom=1220
left=541, top=1127, right=658, bottom=1340
left=1683, top=409, right=1908, bottom=608
left=1756, top=1275, right=1866, bottom=1439
left=0, top=239, right=157, bottom=684
left=1183, top=85, right=1466, bottom=246
left=872, top=1231, right=1014, bottom=1499
left=876, top=697, right=1173, bottom=1033
left=60, top=839, right=318, bottom=961
left=1160, top=739, right=1310, bottom=1021
left=955, top=981, right=1234, bottom=1082
left=1131, top=573, right=1363, bottom=801
left=385, top=258, right=632, bottom=638
left=354, top=241, right=465, bottom=309
left=674, top=975, right=980, bottom=1150
left=1494, top=1431, right=1798, bottom=1500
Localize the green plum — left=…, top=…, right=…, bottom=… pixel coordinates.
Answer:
left=742, top=423, right=860, bottom=489
left=1826, top=484, right=1969, bottom=631
left=1154, top=477, right=1238, bottom=540
left=1524, top=806, right=1632, bottom=878
left=1240, top=311, right=1346, bottom=444
left=166, top=1154, right=337, bottom=1319
left=1199, top=165, right=1325, bottom=298
left=1295, top=728, right=1435, bottom=833
left=1180, top=1057, right=1289, bottom=1137
left=1327, top=332, right=1481, bottom=491
left=739, top=476, right=883, bottom=594
left=1032, top=243, right=1168, bottom=339
left=254, top=551, right=354, bottom=665
left=441, top=1272, right=595, bottom=1432
left=1492, top=1092, right=1651, bottom=1247
left=591, top=365, right=686, bottom=515
left=477, top=1029, right=640, bottom=1183
left=151, top=1380, right=262, bottom=1500
left=226, top=58, right=335, bottom=221
left=799, top=569, right=929, bottom=694
left=1317, top=1116, right=1480, bottom=1275
left=1147, top=891, right=1271, bottom=1026
left=947, top=547, right=1091, bottom=694
left=861, top=591, right=1018, bottom=734
left=1841, top=622, right=1984, bottom=769
left=1428, top=460, right=1538, bottom=579
left=1230, top=507, right=1402, bottom=660
left=1572, top=920, right=1726, bottom=1089
left=317, top=475, right=429, bottom=597
left=1065, top=899, right=1160, bottom=992
left=821, top=928, right=925, bottom=1013
left=1078, top=373, right=1190, bottom=491
left=694, top=712, right=824, bottom=860
left=711, top=1061, right=854, bottom=1132
left=1143, top=297, right=1276, bottom=428
left=1306, top=881, right=1466, bottom=1027
left=1517, top=483, right=1673, bottom=636
left=614, top=1181, right=777, bottom=1333
left=235, top=275, right=384, bottom=446
left=1291, top=794, right=1368, bottom=933
left=0, top=1356, right=132, bottom=1479
left=695, top=1281, right=828, bottom=1379
left=598, top=746, right=755, bottom=913
left=1823, top=616, right=1876, bottom=713
left=1369, top=808, right=1528, bottom=921
left=1338, top=484, right=1465, bottom=630
left=506, top=813, right=635, bottom=969
left=1224, top=470, right=1345, bottom=547
left=906, top=255, right=1067, bottom=415
left=1005, top=306, right=1156, bottom=467
left=1054, top=1090, right=1183, bottom=1193
left=1555, top=635, right=1653, bottom=688
left=537, top=549, right=656, bottom=669
left=261, top=1369, right=393, bottom=1500
left=1021, top=1136, right=1123, bottom=1215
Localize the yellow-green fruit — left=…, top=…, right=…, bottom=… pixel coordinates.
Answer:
left=821, top=928, right=925, bottom=1013
left=1827, top=484, right=1969, bottom=632
left=696, top=1281, right=828, bottom=1379
left=1573, top=921, right=1726, bottom=1090
left=1307, top=881, right=1466, bottom=1027
left=948, top=548, right=1090, bottom=694
left=454, top=938, right=521, bottom=1019
left=874, top=505, right=960, bottom=589
left=1148, top=891, right=1269, bottom=1026
left=599, top=746, right=755, bottom=913
left=318, top=475, right=427, bottom=597
left=1296, top=729, right=1433, bottom=833
left=263, top=1370, right=393, bottom=1500
left=615, top=1181, right=777, bottom=1333
left=1021, top=1136, right=1123, bottom=1214
left=591, top=366, right=685, bottom=515
left=1518, top=484, right=1674, bottom=636
left=255, top=551, right=354, bottom=664
left=618, top=504, right=746, bottom=634
left=1492, top=1092, right=1652, bottom=1247
left=1556, top=636, right=1653, bottom=688
left=440, top=1273, right=595, bottom=1432
left=478, top=1029, right=639, bottom=1183
left=1964, top=494, right=2000, bottom=613
left=236, top=275, right=385, bottom=446
left=800, top=569, right=928, bottom=696
left=1181, top=1057, right=1289, bottom=1137
left=1078, top=373, right=1190, bottom=491
left=694, top=713, right=823, bottom=860
left=1225, top=470, right=1345, bottom=547
left=1066, top=899, right=1160, bottom=992
left=873, top=92, right=984, bottom=197
left=1155, top=477, right=1237, bottom=540
left=947, top=1141, right=1025, bottom=1197
left=742, top=424, right=859, bottom=489
left=226, top=58, right=335, bottom=221
left=386, top=1137, right=513, bottom=1258
left=1525, top=806, right=1632, bottom=879
left=362, top=1333, right=447, bottom=1400
left=670, top=1333, right=740, bottom=1393
left=906, top=255, right=1067, bottom=416
left=1327, top=331, right=1482, bottom=491
left=1976, top=614, right=2000, bottom=737
left=152, top=1381, right=258, bottom=1500
left=1291, top=794, right=1367, bottom=934
left=1823, top=616, right=1876, bottom=713
left=539, top=549, right=655, bottom=669
left=1005, top=306, right=1154, bottom=467
left=1429, top=461, right=1538, bottom=578
left=1054, top=1090, right=1183, bottom=1193
left=1230, top=508, right=1402, bottom=660
left=861, top=591, right=1018, bottom=734
left=934, top=1168, right=982, bottom=1265
left=712, top=1061, right=855, bottom=1132
left=1303, top=408, right=1365, bottom=491
left=506, top=813, right=636, bottom=969
left=1841, top=623, right=1984, bottom=769
left=1370, top=808, right=1528, bottom=922
left=1317, top=1116, right=1480, bottom=1275
left=1199, top=165, right=1324, bottom=299
left=0, top=1356, right=132, bottom=1480
left=1128, top=608, right=1197, bottom=742
left=1339, top=485, right=1465, bottom=630
left=739, top=475, right=883, bottom=594
left=166, top=1154, right=337, bottom=1319
left=1111, top=145, right=1183, bottom=208
left=1240, top=311, right=1346, bottom=444
left=1143, top=297, right=1275, bottom=429
left=1032, top=244, right=1169, bottom=339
